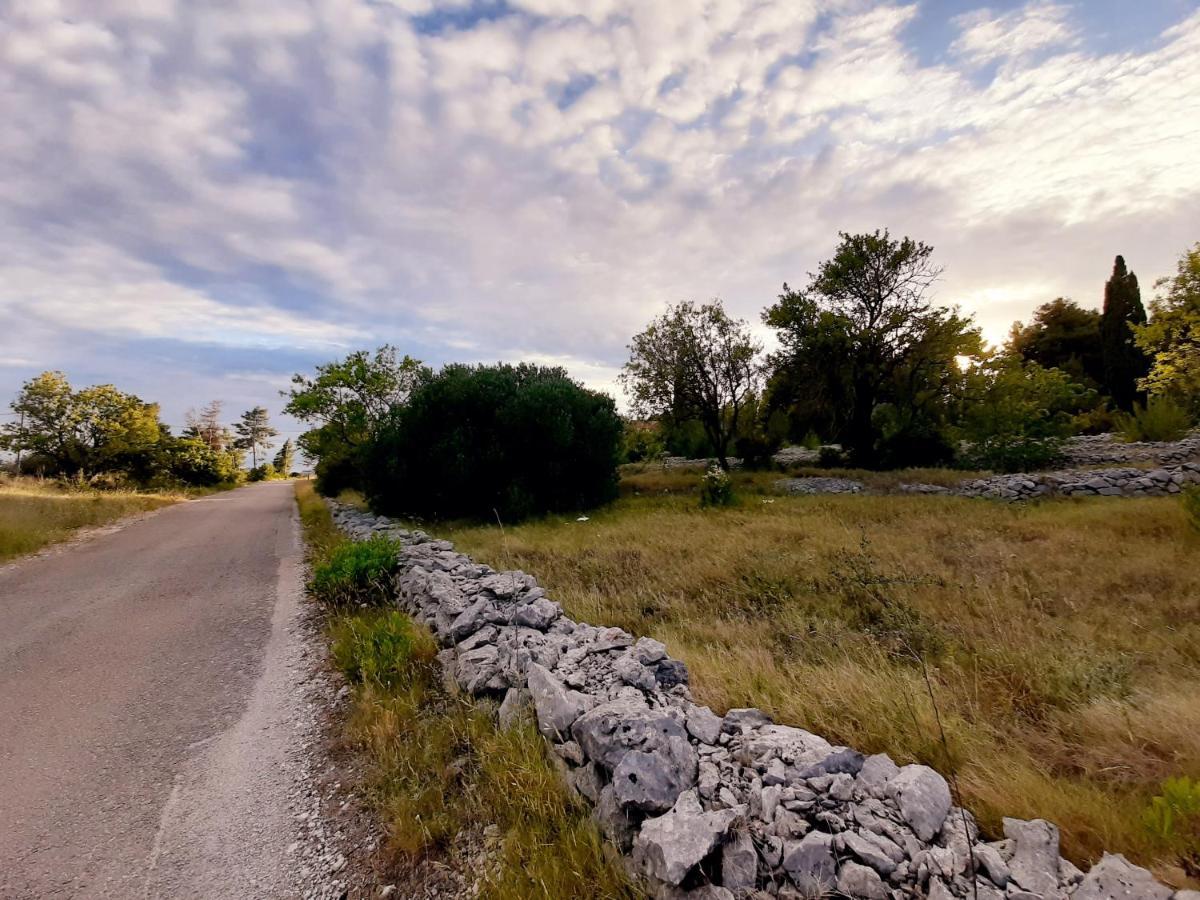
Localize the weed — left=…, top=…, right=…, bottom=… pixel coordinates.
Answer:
left=1144, top=777, right=1200, bottom=877
left=1115, top=397, right=1193, bottom=443
left=699, top=464, right=734, bottom=507
left=309, top=535, right=399, bottom=607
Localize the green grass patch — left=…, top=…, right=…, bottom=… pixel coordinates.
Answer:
left=309, top=535, right=398, bottom=607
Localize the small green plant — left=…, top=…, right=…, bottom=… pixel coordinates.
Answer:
left=1143, top=776, right=1200, bottom=876
left=1115, top=396, right=1193, bottom=443
left=309, top=535, right=399, bottom=606
left=247, top=462, right=277, bottom=482
left=330, top=610, right=435, bottom=688
left=699, top=463, right=734, bottom=507
left=1183, top=485, right=1200, bottom=534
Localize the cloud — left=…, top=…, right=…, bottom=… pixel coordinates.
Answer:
left=1, top=0, right=1198, bottom=422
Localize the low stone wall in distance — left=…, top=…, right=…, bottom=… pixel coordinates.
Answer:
left=901, top=462, right=1200, bottom=501
left=329, top=502, right=1192, bottom=900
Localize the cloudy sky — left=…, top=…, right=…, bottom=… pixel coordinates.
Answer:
left=2, top=0, right=1199, bottom=436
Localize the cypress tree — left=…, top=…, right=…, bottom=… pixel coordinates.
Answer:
left=1100, top=255, right=1149, bottom=410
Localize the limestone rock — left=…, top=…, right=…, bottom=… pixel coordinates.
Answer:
left=886, top=765, right=951, bottom=841
left=1003, top=818, right=1061, bottom=897
left=781, top=831, right=836, bottom=895
left=526, top=663, right=593, bottom=740
left=720, top=828, right=758, bottom=895
left=633, top=790, right=741, bottom=886
left=687, top=705, right=725, bottom=745
left=1072, top=853, right=1172, bottom=900
left=836, top=861, right=888, bottom=900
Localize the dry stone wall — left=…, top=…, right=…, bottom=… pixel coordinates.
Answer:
left=330, top=502, right=1193, bottom=900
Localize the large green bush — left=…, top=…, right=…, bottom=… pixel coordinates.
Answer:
left=166, top=438, right=241, bottom=486
left=363, top=364, right=622, bottom=521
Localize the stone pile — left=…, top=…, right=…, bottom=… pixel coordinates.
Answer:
left=775, top=477, right=864, bottom=495
left=1060, top=434, right=1200, bottom=468
left=901, top=463, right=1200, bottom=502
left=329, top=502, right=1192, bottom=900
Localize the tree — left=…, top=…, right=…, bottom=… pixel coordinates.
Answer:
left=763, top=231, right=981, bottom=465
left=363, top=364, right=622, bottom=521
left=1101, top=255, right=1149, bottom=410
left=284, top=346, right=426, bottom=494
left=233, top=406, right=278, bottom=468
left=1007, top=298, right=1105, bottom=389
left=273, top=438, right=295, bottom=474
left=620, top=300, right=761, bottom=469
left=0, top=372, right=163, bottom=476
left=183, top=400, right=232, bottom=451
left=1134, top=242, right=1200, bottom=420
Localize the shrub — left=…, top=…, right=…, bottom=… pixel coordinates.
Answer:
left=309, top=535, right=399, bottom=606
left=623, top=421, right=664, bottom=463
left=363, top=364, right=622, bottom=522
left=957, top=359, right=1089, bottom=473
left=734, top=433, right=778, bottom=470
left=1143, top=776, right=1200, bottom=875
left=699, top=464, right=734, bottom=507
left=247, top=462, right=276, bottom=482
left=818, top=445, right=847, bottom=468
left=1114, top=396, right=1193, bottom=443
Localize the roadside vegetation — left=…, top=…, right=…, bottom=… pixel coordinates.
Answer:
left=0, top=476, right=182, bottom=563
left=283, top=234, right=1200, bottom=887
left=442, top=484, right=1200, bottom=883
left=295, top=481, right=640, bottom=899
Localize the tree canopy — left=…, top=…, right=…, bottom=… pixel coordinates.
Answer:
left=1135, top=242, right=1200, bottom=418
left=763, top=230, right=981, bottom=466
left=1008, top=298, right=1104, bottom=389
left=620, top=300, right=761, bottom=469
left=233, top=406, right=277, bottom=468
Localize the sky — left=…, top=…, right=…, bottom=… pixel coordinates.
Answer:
left=2, top=0, right=1199, bottom=439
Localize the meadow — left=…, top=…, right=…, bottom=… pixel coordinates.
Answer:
left=439, top=472, right=1200, bottom=884
left=0, top=477, right=181, bottom=563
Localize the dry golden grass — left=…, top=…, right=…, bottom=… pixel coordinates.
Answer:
left=0, top=478, right=181, bottom=563
left=442, top=485, right=1200, bottom=884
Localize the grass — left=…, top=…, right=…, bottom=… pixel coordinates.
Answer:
left=0, top=477, right=184, bottom=563
left=439, top=479, right=1200, bottom=886
left=294, top=480, right=641, bottom=899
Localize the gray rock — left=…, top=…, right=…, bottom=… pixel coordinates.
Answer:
left=687, top=705, right=725, bottom=745
left=455, top=643, right=507, bottom=695
left=615, top=654, right=658, bottom=691
left=526, top=663, right=593, bottom=740
left=1003, top=818, right=1061, bottom=897
left=840, top=830, right=897, bottom=876
left=723, top=708, right=773, bottom=734
left=781, top=831, right=836, bottom=895
left=973, top=843, right=1010, bottom=887
left=512, top=596, right=561, bottom=630
left=613, top=750, right=694, bottom=814
left=655, top=658, right=690, bottom=688
left=856, top=754, right=899, bottom=797
left=449, top=597, right=494, bottom=642
left=593, top=783, right=638, bottom=852
left=631, top=636, right=669, bottom=665
left=720, top=828, right=758, bottom=895
left=1072, top=853, right=1172, bottom=900
left=836, top=861, right=888, bottom=900
left=572, top=696, right=697, bottom=776
left=633, top=790, right=741, bottom=886
left=497, top=687, right=530, bottom=729
left=886, top=765, right=951, bottom=841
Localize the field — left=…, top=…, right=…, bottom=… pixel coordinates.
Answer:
left=440, top=473, right=1200, bottom=884
left=0, top=478, right=182, bottom=563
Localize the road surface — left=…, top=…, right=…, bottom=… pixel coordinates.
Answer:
left=0, top=482, right=315, bottom=899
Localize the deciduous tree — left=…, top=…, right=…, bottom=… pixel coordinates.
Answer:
left=1135, top=242, right=1200, bottom=419
left=621, top=300, right=761, bottom=469
left=763, top=231, right=980, bottom=465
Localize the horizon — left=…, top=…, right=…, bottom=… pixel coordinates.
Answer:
left=3, top=0, right=1198, bottom=433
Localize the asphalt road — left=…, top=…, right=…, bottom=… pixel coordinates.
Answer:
left=0, top=482, right=309, bottom=899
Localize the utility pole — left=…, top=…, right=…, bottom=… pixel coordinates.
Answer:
left=14, top=411, right=23, bottom=473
